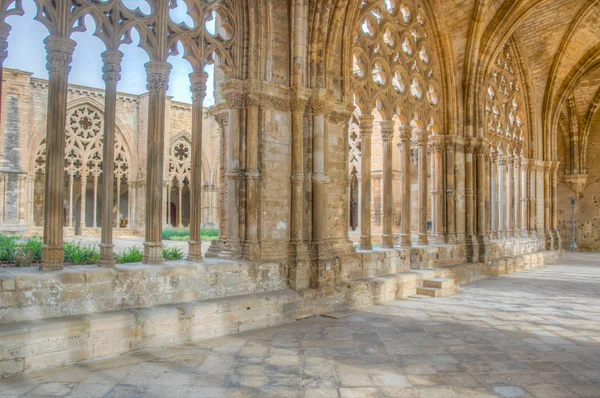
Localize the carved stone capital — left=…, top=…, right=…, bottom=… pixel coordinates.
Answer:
left=428, top=136, right=445, bottom=153
left=413, top=130, right=428, bottom=147
left=190, top=71, right=208, bottom=104
left=380, top=120, right=395, bottom=141
left=359, top=114, right=374, bottom=135
left=224, top=92, right=244, bottom=109
left=291, top=96, right=309, bottom=114
left=145, top=61, right=171, bottom=92
left=44, top=35, right=76, bottom=75
left=214, top=112, right=229, bottom=129
left=311, top=99, right=329, bottom=116
left=329, top=111, right=352, bottom=124
left=398, top=125, right=413, bottom=144
left=101, top=49, right=123, bottom=85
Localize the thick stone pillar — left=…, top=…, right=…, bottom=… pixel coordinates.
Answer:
left=289, top=90, right=309, bottom=266
left=41, top=36, right=76, bottom=271
left=491, top=149, right=498, bottom=239
left=187, top=71, right=207, bottom=262
left=359, top=114, right=374, bottom=250
left=520, top=158, right=529, bottom=237
left=143, top=61, right=171, bottom=264
left=99, top=49, right=122, bottom=267
left=429, top=135, right=444, bottom=244
left=415, top=130, right=428, bottom=246
left=498, top=153, right=506, bottom=239
left=243, top=93, right=261, bottom=259
left=397, top=126, right=412, bottom=248
left=543, top=161, right=553, bottom=249
left=465, top=139, right=478, bottom=259
left=380, top=120, right=394, bottom=248
left=507, top=152, right=514, bottom=238
left=445, top=137, right=457, bottom=243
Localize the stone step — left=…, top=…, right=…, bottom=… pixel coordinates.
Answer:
left=423, top=277, right=454, bottom=289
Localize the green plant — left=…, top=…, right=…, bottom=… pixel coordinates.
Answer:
left=0, top=234, right=18, bottom=262
left=16, top=237, right=43, bottom=266
left=114, top=246, right=144, bottom=264
left=162, top=227, right=190, bottom=240
left=64, top=242, right=100, bottom=265
left=163, top=246, right=184, bottom=261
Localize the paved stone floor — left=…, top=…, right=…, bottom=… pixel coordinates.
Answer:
left=2, top=253, right=600, bottom=397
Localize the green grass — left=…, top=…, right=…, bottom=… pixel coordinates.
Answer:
left=64, top=242, right=99, bottom=265
left=114, top=246, right=144, bottom=264
left=162, top=227, right=219, bottom=241
left=162, top=246, right=184, bottom=261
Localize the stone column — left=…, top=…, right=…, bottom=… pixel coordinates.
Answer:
left=243, top=93, right=261, bottom=259
left=176, top=182, right=183, bottom=228
left=17, top=175, right=26, bottom=224
left=380, top=120, right=394, bottom=248
left=68, top=174, right=74, bottom=228
left=0, top=174, right=5, bottom=223
left=507, top=152, right=514, bottom=238
left=166, top=183, right=171, bottom=227
left=223, top=91, right=243, bottom=257
left=475, top=139, right=489, bottom=257
left=359, top=114, right=374, bottom=250
left=551, top=161, right=560, bottom=249
left=188, top=71, right=207, bottom=262
left=429, top=135, right=444, bottom=244
left=115, top=177, right=121, bottom=228
left=41, top=36, right=76, bottom=271
left=312, top=99, right=329, bottom=248
left=514, top=149, right=521, bottom=240
left=415, top=130, right=428, bottom=245
left=445, top=137, right=457, bottom=243
left=289, top=90, right=309, bottom=263
left=397, top=125, right=412, bottom=248
left=99, top=49, right=122, bottom=267
left=491, top=149, right=498, bottom=239
left=529, top=161, right=537, bottom=237
left=520, top=158, right=529, bottom=237
left=543, top=161, right=553, bottom=249
left=143, top=60, right=171, bottom=264
left=80, top=175, right=87, bottom=230
left=498, top=153, right=506, bottom=239
left=465, top=139, right=478, bottom=259
left=93, top=176, right=98, bottom=228
left=162, top=182, right=169, bottom=228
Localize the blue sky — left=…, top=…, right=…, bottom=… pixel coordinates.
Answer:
left=4, top=1, right=215, bottom=105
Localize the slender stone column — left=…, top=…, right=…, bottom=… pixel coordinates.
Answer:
left=99, top=49, right=122, bottom=267
left=465, top=139, right=478, bottom=259
left=359, top=114, right=374, bottom=250
left=143, top=60, right=171, bottom=264
left=475, top=139, right=489, bottom=256
left=415, top=130, right=428, bottom=245
left=498, top=154, right=506, bottom=239
left=115, top=177, right=121, bottom=228
left=507, top=152, right=514, bottom=238
left=429, top=135, right=444, bottom=244
left=166, top=183, right=171, bottom=226
left=17, top=175, right=26, bottom=224
left=543, top=161, right=552, bottom=249
left=289, top=90, right=309, bottom=261
left=551, top=161, right=560, bottom=249
left=41, top=36, right=76, bottom=271
left=68, top=174, right=74, bottom=228
left=177, top=182, right=183, bottom=228
left=93, top=176, right=98, bottom=228
left=244, top=93, right=261, bottom=259
left=445, top=137, right=457, bottom=243
left=491, top=149, right=498, bottom=239
left=188, top=71, right=208, bottom=261
left=529, top=162, right=537, bottom=237
left=514, top=150, right=521, bottom=240
left=397, top=126, right=412, bottom=248
left=520, top=158, right=529, bottom=237
left=380, top=120, right=395, bottom=248
left=0, top=174, right=5, bottom=223
left=80, top=175, right=87, bottom=230
left=312, top=99, right=329, bottom=248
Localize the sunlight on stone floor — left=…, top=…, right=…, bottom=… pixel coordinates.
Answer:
left=1, top=253, right=599, bottom=398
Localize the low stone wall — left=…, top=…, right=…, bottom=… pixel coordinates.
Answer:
left=0, top=248, right=560, bottom=378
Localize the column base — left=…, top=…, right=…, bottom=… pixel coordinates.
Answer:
left=397, top=234, right=412, bottom=248
left=417, top=234, right=428, bottom=246
left=98, top=243, right=116, bottom=268
left=381, top=234, right=394, bottom=249
left=477, top=235, right=491, bottom=263
left=187, top=240, right=203, bottom=262
left=288, top=241, right=311, bottom=291
left=41, top=244, right=64, bottom=271
left=359, top=235, right=372, bottom=251
left=445, top=234, right=457, bottom=244
left=544, top=229, right=554, bottom=250
left=552, top=230, right=561, bottom=250
left=429, top=234, right=445, bottom=245
left=143, top=242, right=164, bottom=265
left=242, top=240, right=261, bottom=260
left=465, top=234, right=479, bottom=263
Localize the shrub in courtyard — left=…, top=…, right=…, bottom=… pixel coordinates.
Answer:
left=64, top=242, right=100, bottom=265
left=15, top=237, right=43, bottom=267
left=163, top=246, right=184, bottom=261
left=114, top=246, right=144, bottom=264
left=0, top=235, right=18, bottom=262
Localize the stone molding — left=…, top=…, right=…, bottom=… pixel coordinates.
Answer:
left=101, top=50, right=123, bottom=85
left=145, top=61, right=172, bottom=92
left=190, top=71, right=208, bottom=104
left=44, top=36, right=76, bottom=75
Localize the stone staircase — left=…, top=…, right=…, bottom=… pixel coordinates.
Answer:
left=416, top=277, right=458, bottom=298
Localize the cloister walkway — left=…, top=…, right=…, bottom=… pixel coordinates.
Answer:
left=1, top=253, right=599, bottom=398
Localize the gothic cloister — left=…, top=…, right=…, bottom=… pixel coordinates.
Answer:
left=0, top=0, right=599, bottom=396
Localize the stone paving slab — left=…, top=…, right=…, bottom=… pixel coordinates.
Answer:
left=1, top=253, right=599, bottom=397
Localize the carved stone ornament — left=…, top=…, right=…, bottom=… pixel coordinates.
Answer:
left=145, top=61, right=172, bottom=92
left=311, top=99, right=328, bottom=116
left=291, top=96, right=309, bottom=114
left=224, top=92, right=244, bottom=109
left=102, top=50, right=123, bottom=85
left=190, top=71, right=208, bottom=104
left=44, top=36, right=76, bottom=75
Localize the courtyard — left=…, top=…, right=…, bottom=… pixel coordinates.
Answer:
left=0, top=253, right=598, bottom=398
